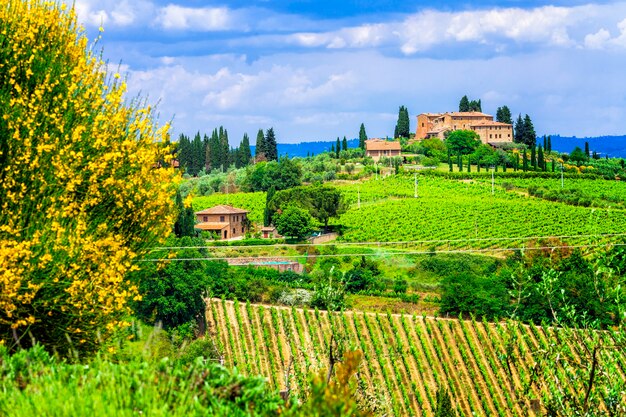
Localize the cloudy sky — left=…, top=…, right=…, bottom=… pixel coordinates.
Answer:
left=72, top=0, right=626, bottom=143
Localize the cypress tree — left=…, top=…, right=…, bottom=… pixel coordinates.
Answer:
left=209, top=128, right=220, bottom=170
left=522, top=149, right=528, bottom=172
left=264, top=127, right=278, bottom=161
left=537, top=145, right=544, bottom=171
left=359, top=123, right=368, bottom=149
left=552, top=159, right=556, bottom=172
left=173, top=190, right=196, bottom=237
left=515, top=153, right=520, bottom=171
left=237, top=133, right=252, bottom=168
left=531, top=146, right=537, bottom=169
left=467, top=155, right=471, bottom=172
left=448, top=152, right=453, bottom=172
left=331, top=144, right=335, bottom=154
left=255, top=129, right=266, bottom=161
left=336, top=137, right=341, bottom=158
left=459, top=95, right=470, bottom=112
left=395, top=105, right=410, bottom=138
left=514, top=114, right=525, bottom=144
left=264, top=186, right=276, bottom=227
left=496, top=105, right=512, bottom=124
left=191, top=132, right=203, bottom=176
left=585, top=141, right=590, bottom=158
left=458, top=153, right=463, bottom=171
left=547, top=135, right=552, bottom=153
left=342, top=136, right=348, bottom=151
left=220, top=127, right=230, bottom=170
left=523, top=114, right=536, bottom=147
left=177, top=133, right=191, bottom=173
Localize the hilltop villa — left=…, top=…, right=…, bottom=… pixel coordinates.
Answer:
left=416, top=111, right=513, bottom=144
left=195, top=205, right=248, bottom=240
left=365, top=139, right=402, bottom=161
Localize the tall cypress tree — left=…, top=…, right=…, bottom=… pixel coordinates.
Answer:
left=395, top=105, right=410, bottom=138
left=177, top=133, right=191, bottom=173
left=359, top=123, right=368, bottom=149
left=537, top=145, right=544, bottom=171
left=264, top=127, right=278, bottom=161
left=255, top=129, right=266, bottom=161
left=238, top=133, right=251, bottom=167
left=522, top=149, right=528, bottom=172
left=342, top=136, right=348, bottom=151
left=209, top=128, right=220, bottom=170
left=220, top=127, right=230, bottom=170
left=585, top=141, right=590, bottom=158
left=191, top=132, right=204, bottom=176
left=523, top=114, right=536, bottom=147
left=547, top=135, right=552, bottom=153
left=531, top=146, right=537, bottom=169
left=459, top=95, right=470, bottom=112
left=514, top=114, right=525, bottom=144
left=336, top=137, right=341, bottom=158
left=264, top=186, right=275, bottom=227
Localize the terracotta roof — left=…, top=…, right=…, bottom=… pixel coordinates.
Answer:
left=470, top=121, right=512, bottom=127
left=447, top=111, right=492, bottom=117
left=195, top=222, right=229, bottom=231
left=365, top=139, right=402, bottom=151
left=195, top=205, right=249, bottom=215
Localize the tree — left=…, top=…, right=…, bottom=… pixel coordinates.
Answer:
left=135, top=237, right=228, bottom=330
left=255, top=129, right=266, bottom=161
left=274, top=206, right=313, bottom=241
left=570, top=146, right=587, bottom=166
left=459, top=95, right=470, bottom=112
left=264, top=186, right=276, bottom=227
left=173, top=190, right=196, bottom=237
left=469, top=99, right=481, bottom=112
left=537, top=145, right=545, bottom=171
left=522, top=114, right=536, bottom=148
left=342, top=136, right=348, bottom=151
left=0, top=0, right=177, bottom=356
left=190, top=132, right=204, bottom=176
left=585, top=141, right=590, bottom=158
left=496, top=105, right=513, bottom=124
left=264, top=127, right=278, bottom=161
left=445, top=130, right=481, bottom=156
left=219, top=127, right=230, bottom=170
left=270, top=185, right=346, bottom=232
left=177, top=133, right=191, bottom=173
left=335, top=137, right=341, bottom=158
left=514, top=114, right=525, bottom=143
left=395, top=105, right=410, bottom=138
left=531, top=146, right=537, bottom=169
left=358, top=123, right=368, bottom=149
left=237, top=133, right=252, bottom=168
left=547, top=135, right=552, bottom=153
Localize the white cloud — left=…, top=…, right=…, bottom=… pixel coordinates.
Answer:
left=155, top=5, right=237, bottom=31
left=585, top=28, right=611, bottom=49
left=73, top=0, right=152, bottom=27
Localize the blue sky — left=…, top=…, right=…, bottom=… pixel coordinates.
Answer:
left=73, top=0, right=626, bottom=144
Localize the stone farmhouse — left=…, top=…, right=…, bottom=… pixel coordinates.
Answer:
left=416, top=111, right=513, bottom=144
left=195, top=205, right=248, bottom=240
left=365, top=139, right=402, bottom=161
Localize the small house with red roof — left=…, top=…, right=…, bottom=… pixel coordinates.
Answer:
left=365, top=139, right=402, bottom=161
left=195, top=205, right=249, bottom=240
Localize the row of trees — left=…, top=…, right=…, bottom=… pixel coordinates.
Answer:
left=177, top=127, right=279, bottom=176
left=459, top=95, right=482, bottom=112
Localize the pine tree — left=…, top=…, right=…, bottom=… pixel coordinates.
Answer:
left=255, top=129, right=266, bottom=161
left=469, top=99, right=481, bottom=112
left=523, top=114, right=536, bottom=147
left=359, top=123, right=368, bottom=149
left=336, top=137, right=341, bottom=158
left=514, top=114, right=525, bottom=143
left=342, top=136, right=348, bottom=151
left=264, top=127, right=278, bottom=161
left=459, top=95, right=470, bottom=112
left=496, top=105, right=512, bottom=124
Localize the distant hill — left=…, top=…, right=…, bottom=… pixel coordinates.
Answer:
left=548, top=135, right=626, bottom=158
left=251, top=139, right=360, bottom=158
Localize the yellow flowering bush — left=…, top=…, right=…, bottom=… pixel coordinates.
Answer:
left=0, top=0, right=177, bottom=355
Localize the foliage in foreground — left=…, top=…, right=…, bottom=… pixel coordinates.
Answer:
left=0, top=0, right=176, bottom=355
